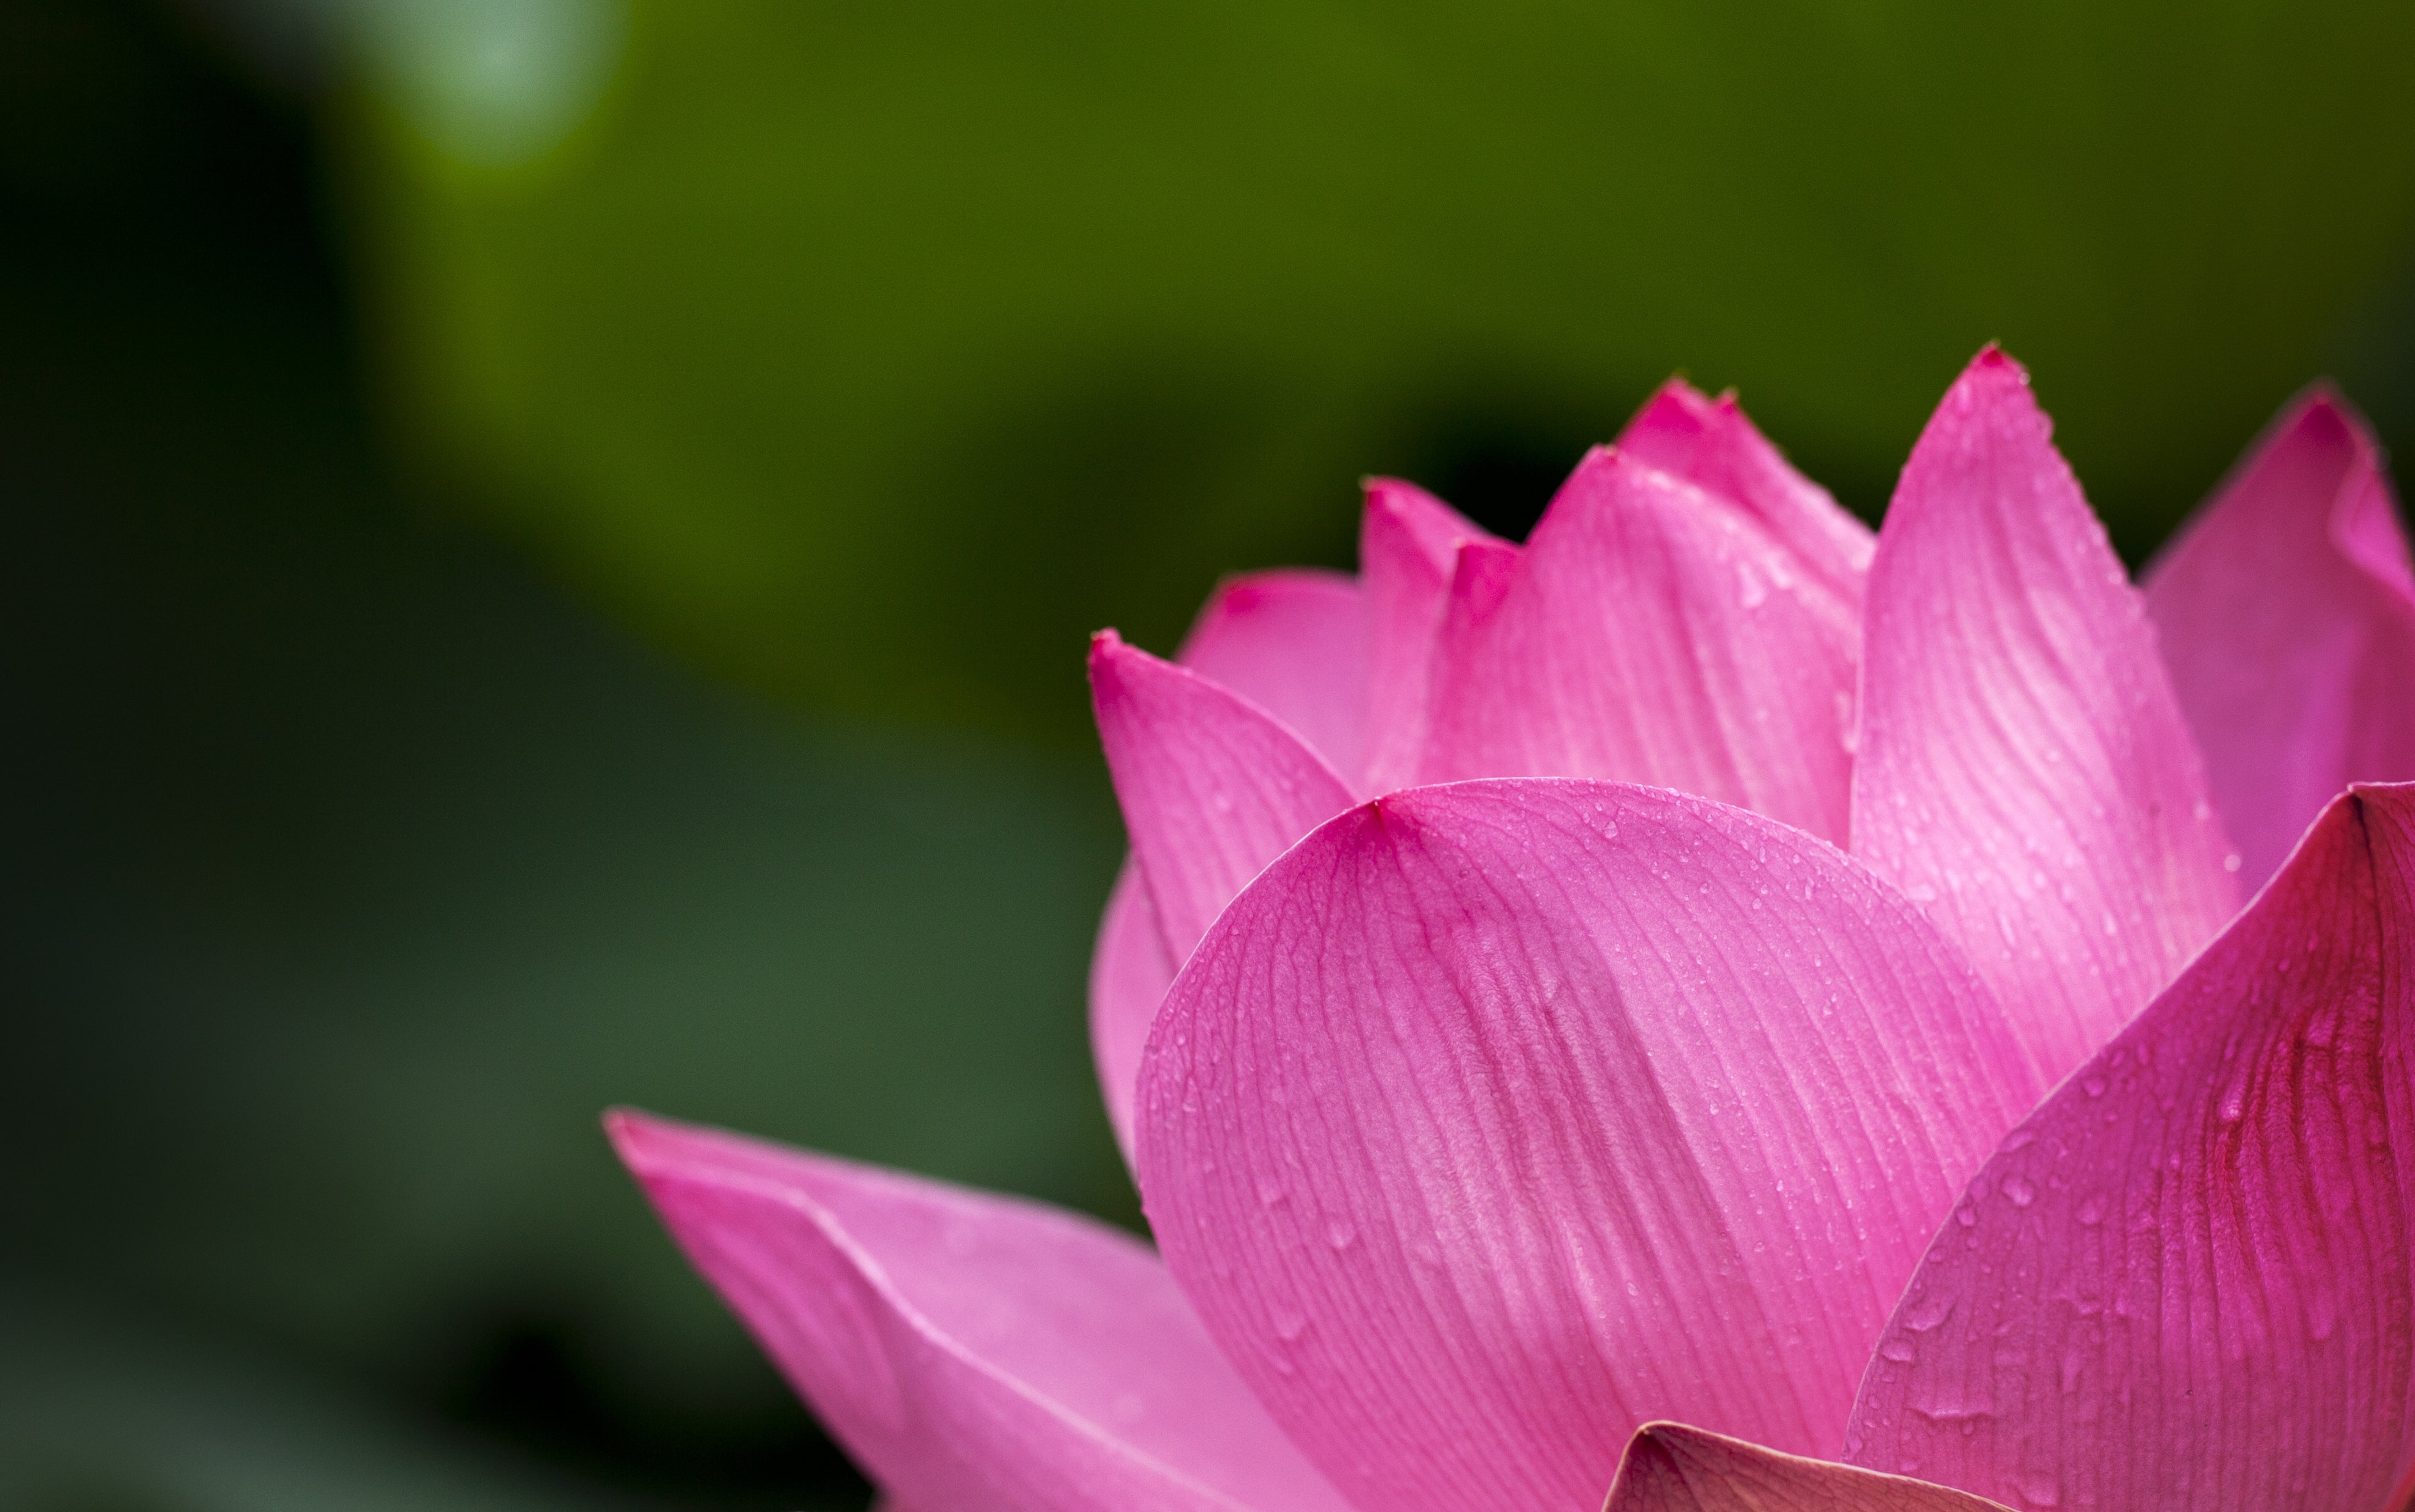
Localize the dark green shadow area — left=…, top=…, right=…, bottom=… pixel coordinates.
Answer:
left=0, top=5, right=1127, bottom=1506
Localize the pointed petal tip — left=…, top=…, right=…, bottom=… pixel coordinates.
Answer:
left=1633, top=377, right=1719, bottom=433
left=1089, top=627, right=1154, bottom=684
left=602, top=1104, right=665, bottom=1163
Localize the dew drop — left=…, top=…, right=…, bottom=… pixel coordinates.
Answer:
left=1902, top=1294, right=1956, bottom=1332
left=2001, top=1174, right=2037, bottom=1208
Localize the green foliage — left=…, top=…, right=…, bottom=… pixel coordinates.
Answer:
left=346, top=0, right=2415, bottom=732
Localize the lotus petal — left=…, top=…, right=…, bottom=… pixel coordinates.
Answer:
left=1139, top=779, right=2043, bottom=1512
left=1089, top=631, right=1354, bottom=962
left=1616, top=379, right=1875, bottom=605
left=2145, top=390, right=2415, bottom=892
left=1088, top=859, right=1176, bottom=1161
left=1851, top=348, right=2239, bottom=1086
left=1418, top=449, right=1861, bottom=843
left=608, top=1110, right=1352, bottom=1512
left=1845, top=784, right=2415, bottom=1512
left=1175, top=567, right=1369, bottom=783
left=1605, top=1423, right=2011, bottom=1511
left=1358, top=478, right=1501, bottom=794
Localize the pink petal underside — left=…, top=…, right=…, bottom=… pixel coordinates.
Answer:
left=1357, top=478, right=1502, bottom=794
left=1417, top=448, right=1862, bottom=845
left=1616, top=378, right=1876, bottom=606
left=607, top=1110, right=1353, bottom=1512
left=1845, top=783, right=2415, bottom=1512
left=1605, top=1423, right=2012, bottom=1512
left=1138, top=779, right=2043, bottom=1512
left=1175, top=567, right=1370, bottom=784
left=1090, top=631, right=1356, bottom=964
left=1089, top=859, right=1175, bottom=1163
left=2143, top=389, right=2415, bottom=894
left=1849, top=348, right=2240, bottom=1090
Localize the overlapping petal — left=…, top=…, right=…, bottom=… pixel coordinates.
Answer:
left=1089, top=631, right=1355, bottom=962
left=1417, top=449, right=1862, bottom=843
left=1605, top=1424, right=2010, bottom=1512
left=1845, top=784, right=2415, bottom=1512
left=1358, top=479, right=1501, bottom=794
left=1139, top=779, right=2043, bottom=1512
left=1087, top=860, right=1176, bottom=1157
left=2145, top=390, right=2415, bottom=892
left=1616, top=378, right=1875, bottom=606
left=1850, top=348, right=2240, bottom=1087
left=608, top=1110, right=1353, bottom=1512
left=1174, top=567, right=1369, bottom=783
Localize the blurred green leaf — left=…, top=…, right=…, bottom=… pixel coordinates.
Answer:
left=341, top=0, right=2415, bottom=731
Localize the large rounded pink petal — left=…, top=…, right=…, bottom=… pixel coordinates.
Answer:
left=1616, top=379, right=1875, bottom=606
left=1090, top=631, right=1356, bottom=962
left=1175, top=567, right=1369, bottom=784
left=1417, top=449, right=1861, bottom=844
left=1850, top=348, right=2240, bottom=1088
left=1138, top=779, right=2044, bottom=1512
left=608, top=1110, right=1353, bottom=1512
left=2145, top=389, right=2415, bottom=893
left=1606, top=1424, right=2011, bottom=1512
left=1846, top=784, right=2415, bottom=1512
left=1089, top=858, right=1176, bottom=1162
left=1357, top=478, right=1501, bottom=794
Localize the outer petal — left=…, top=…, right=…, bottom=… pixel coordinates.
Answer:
left=1417, top=448, right=1861, bottom=844
left=1089, top=631, right=1355, bottom=962
left=1845, top=784, right=2415, bottom=1512
left=1089, top=860, right=1176, bottom=1161
left=1617, top=379, right=1876, bottom=605
left=1357, top=479, right=1501, bottom=794
left=608, top=1110, right=1353, bottom=1512
left=2145, top=389, right=2415, bottom=893
left=1138, top=779, right=2044, bottom=1512
left=1605, top=1424, right=2011, bottom=1512
left=1850, top=348, right=2240, bottom=1087
left=1175, top=567, right=1369, bottom=783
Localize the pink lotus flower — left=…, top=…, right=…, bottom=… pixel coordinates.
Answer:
left=609, top=348, right=2415, bottom=1512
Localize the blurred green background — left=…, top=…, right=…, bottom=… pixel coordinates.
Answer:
left=6, top=1, right=2412, bottom=1508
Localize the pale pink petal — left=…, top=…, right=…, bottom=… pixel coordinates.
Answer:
left=1417, top=448, right=1861, bottom=843
left=1175, top=567, right=1369, bottom=783
left=1138, top=779, right=2043, bottom=1512
left=1850, top=348, right=2240, bottom=1088
left=608, top=1110, right=1352, bottom=1512
left=1845, top=783, right=2415, bottom=1512
left=1617, top=379, right=1876, bottom=604
left=1606, top=1424, right=2011, bottom=1512
left=1088, top=859, right=1175, bottom=1163
left=1089, top=631, right=1355, bottom=962
left=2145, top=389, right=2415, bottom=892
left=1357, top=479, right=1502, bottom=794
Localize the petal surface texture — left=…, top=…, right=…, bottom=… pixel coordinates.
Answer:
left=1615, top=380, right=1876, bottom=606
left=2145, top=391, right=2415, bottom=893
left=1605, top=1424, right=2011, bottom=1512
left=1850, top=349, right=2239, bottom=1087
left=1088, top=859, right=1175, bottom=1159
left=1139, top=779, right=2045, bottom=1512
left=1418, top=449, right=1862, bottom=844
left=1357, top=479, right=1499, bottom=794
left=609, top=1110, right=1354, bottom=1512
left=1090, top=631, right=1355, bottom=963
left=1175, top=567, right=1369, bottom=783
left=1845, top=784, right=2415, bottom=1512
